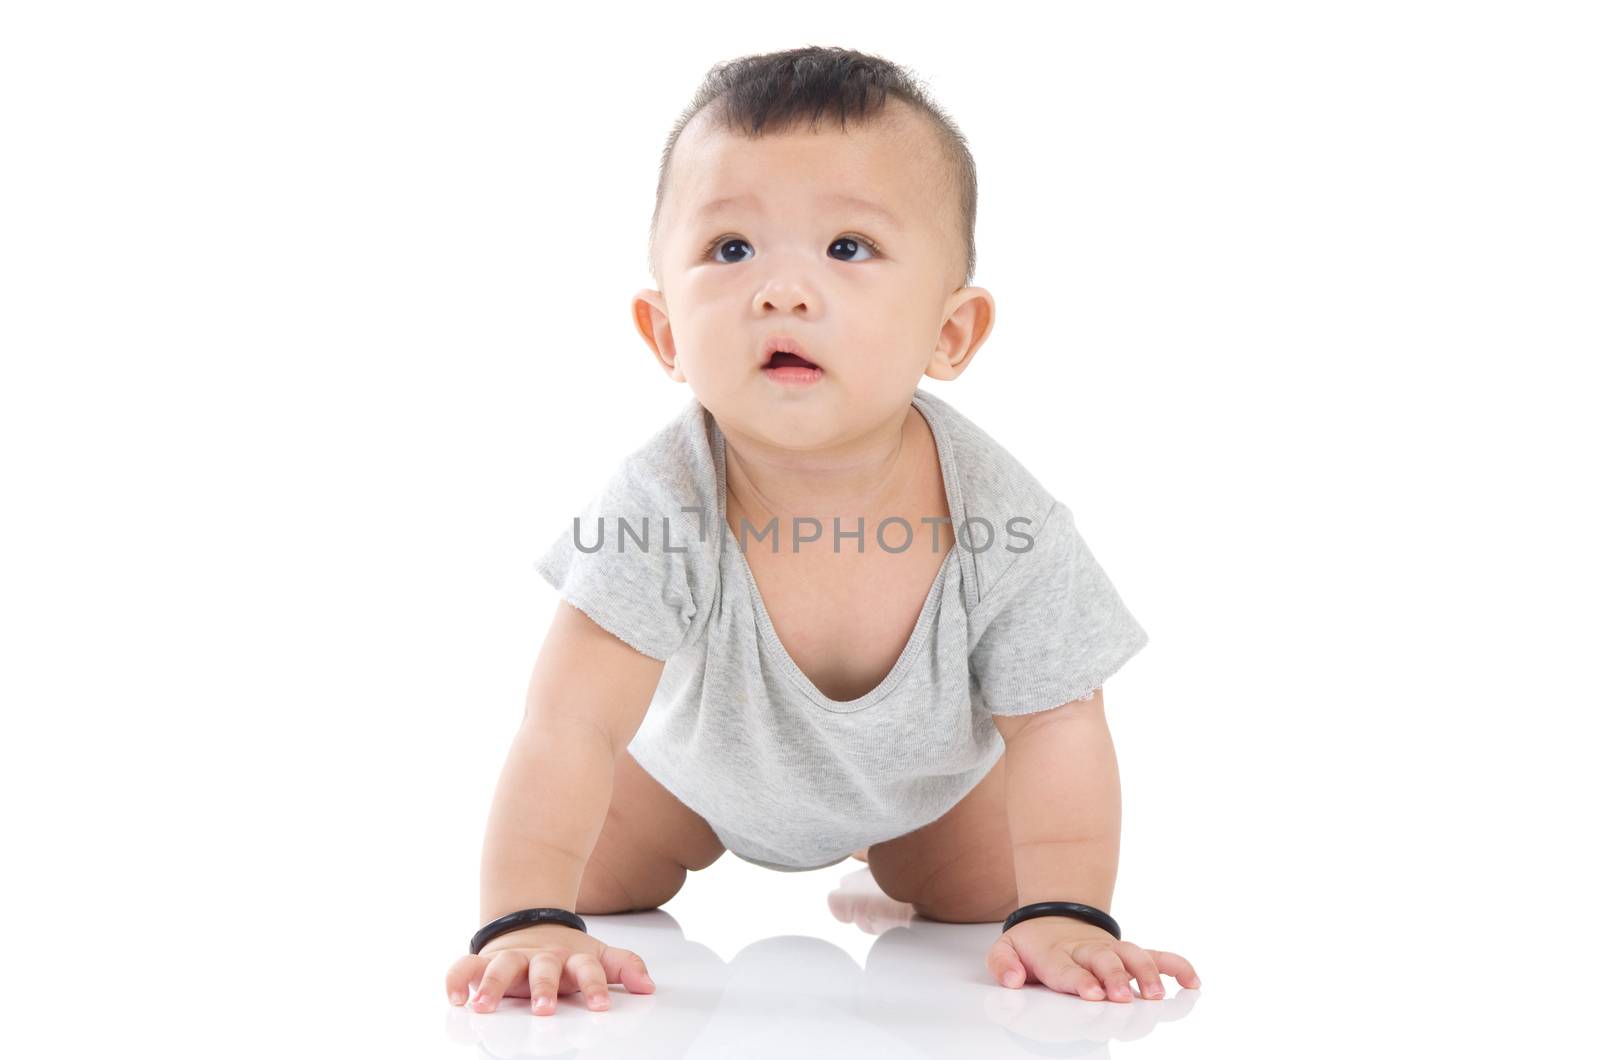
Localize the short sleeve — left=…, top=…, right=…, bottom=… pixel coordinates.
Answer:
left=968, top=501, right=1149, bottom=715
left=533, top=470, right=712, bottom=662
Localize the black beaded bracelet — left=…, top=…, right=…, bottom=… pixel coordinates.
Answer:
left=1002, top=901, right=1121, bottom=939
left=470, top=907, right=588, bottom=955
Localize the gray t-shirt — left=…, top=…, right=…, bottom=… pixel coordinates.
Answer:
left=534, top=386, right=1148, bottom=872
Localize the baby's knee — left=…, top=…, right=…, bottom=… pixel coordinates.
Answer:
left=575, top=848, right=687, bottom=914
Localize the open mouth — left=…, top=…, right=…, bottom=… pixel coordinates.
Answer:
left=765, top=350, right=820, bottom=370
left=760, top=336, right=824, bottom=386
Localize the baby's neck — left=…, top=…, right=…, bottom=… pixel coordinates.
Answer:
left=723, top=406, right=929, bottom=529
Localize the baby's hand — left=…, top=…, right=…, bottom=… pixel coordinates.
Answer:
left=986, top=918, right=1200, bottom=1001
left=445, top=923, right=655, bottom=1015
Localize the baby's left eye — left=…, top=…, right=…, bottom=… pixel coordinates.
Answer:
left=829, top=236, right=879, bottom=262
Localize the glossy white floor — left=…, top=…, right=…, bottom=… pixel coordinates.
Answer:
left=440, top=855, right=1208, bottom=1058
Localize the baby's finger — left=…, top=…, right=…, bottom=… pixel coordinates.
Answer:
left=527, top=951, right=566, bottom=1016
left=985, top=939, right=1027, bottom=989
left=1038, top=950, right=1103, bottom=1001
left=445, top=954, right=485, bottom=1006
left=472, top=950, right=529, bottom=1012
left=597, top=945, right=656, bottom=995
left=570, top=952, right=612, bottom=1010
left=1148, top=950, right=1202, bottom=989
left=1076, top=946, right=1135, bottom=1002
left=1113, top=942, right=1165, bottom=999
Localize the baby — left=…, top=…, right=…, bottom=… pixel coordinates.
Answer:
left=445, top=45, right=1200, bottom=1016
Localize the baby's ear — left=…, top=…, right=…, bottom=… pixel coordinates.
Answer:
left=631, top=289, right=681, bottom=379
left=928, top=286, right=997, bottom=379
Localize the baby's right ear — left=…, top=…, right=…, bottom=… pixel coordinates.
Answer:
left=631, top=289, right=682, bottom=380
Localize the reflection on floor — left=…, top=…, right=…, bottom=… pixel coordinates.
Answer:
left=447, top=855, right=1199, bottom=1058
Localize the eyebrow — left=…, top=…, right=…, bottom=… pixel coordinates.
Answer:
left=694, top=192, right=904, bottom=231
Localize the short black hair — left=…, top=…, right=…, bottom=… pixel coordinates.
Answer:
left=648, top=45, right=977, bottom=290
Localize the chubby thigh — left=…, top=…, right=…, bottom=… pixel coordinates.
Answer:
left=575, top=749, right=727, bottom=914
left=866, top=746, right=1018, bottom=923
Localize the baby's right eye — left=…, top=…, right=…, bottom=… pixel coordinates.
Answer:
left=706, top=237, right=751, bottom=264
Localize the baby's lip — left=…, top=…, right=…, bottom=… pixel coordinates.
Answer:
left=760, top=334, right=822, bottom=369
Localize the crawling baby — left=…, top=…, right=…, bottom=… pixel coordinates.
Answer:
left=445, top=44, right=1200, bottom=1017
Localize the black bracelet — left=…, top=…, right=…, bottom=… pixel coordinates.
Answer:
left=470, top=907, right=588, bottom=955
left=1002, top=901, right=1121, bottom=939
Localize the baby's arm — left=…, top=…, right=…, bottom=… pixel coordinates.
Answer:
left=479, top=602, right=664, bottom=918
left=449, top=601, right=665, bottom=1014
left=992, top=692, right=1120, bottom=915
left=987, top=690, right=1201, bottom=1001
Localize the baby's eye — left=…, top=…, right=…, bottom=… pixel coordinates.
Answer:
left=708, top=237, right=753, bottom=264
left=703, top=235, right=881, bottom=264
left=828, top=236, right=879, bottom=263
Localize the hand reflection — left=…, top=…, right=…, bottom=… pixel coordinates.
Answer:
left=444, top=867, right=1200, bottom=1058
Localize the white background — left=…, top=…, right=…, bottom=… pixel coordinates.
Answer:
left=2, top=2, right=1595, bottom=1056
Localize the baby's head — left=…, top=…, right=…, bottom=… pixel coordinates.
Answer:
left=633, top=46, right=996, bottom=447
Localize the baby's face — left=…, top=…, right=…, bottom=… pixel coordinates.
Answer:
left=635, top=101, right=992, bottom=449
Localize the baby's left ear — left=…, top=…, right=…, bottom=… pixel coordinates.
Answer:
left=927, top=286, right=996, bottom=380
